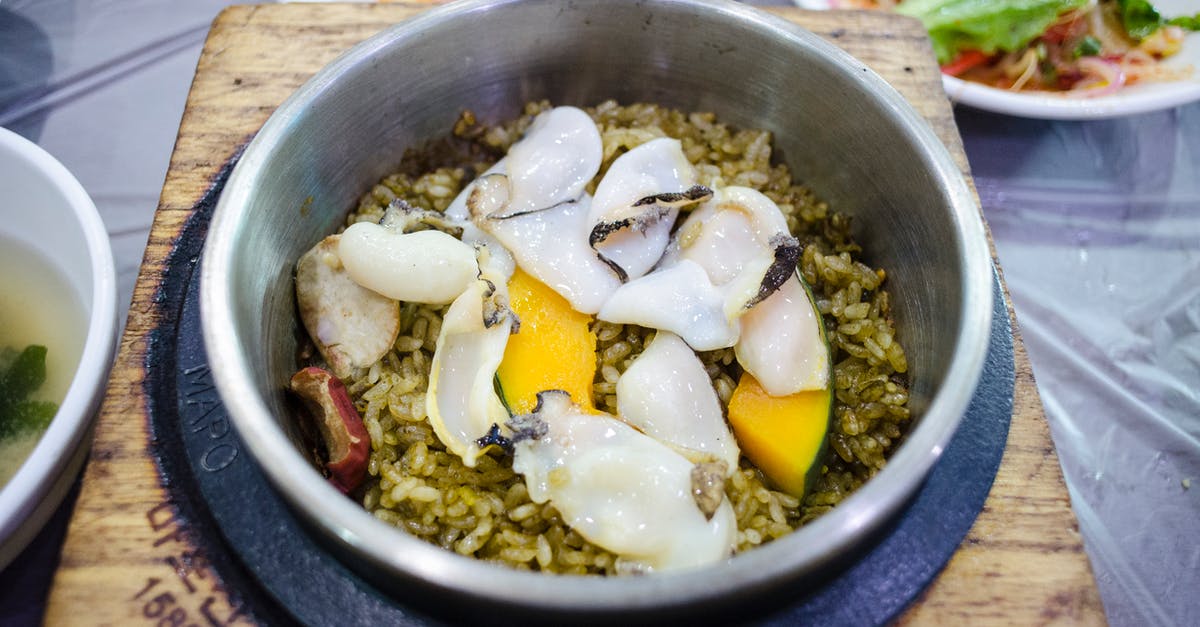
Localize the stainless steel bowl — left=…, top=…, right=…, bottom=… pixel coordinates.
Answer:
left=201, top=0, right=993, bottom=620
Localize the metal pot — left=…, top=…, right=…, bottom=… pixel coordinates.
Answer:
left=201, top=0, right=992, bottom=621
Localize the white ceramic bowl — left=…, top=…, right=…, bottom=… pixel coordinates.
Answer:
left=0, top=127, right=118, bottom=571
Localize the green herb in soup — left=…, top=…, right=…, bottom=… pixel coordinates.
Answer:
left=0, top=236, right=87, bottom=485
left=0, top=345, right=59, bottom=438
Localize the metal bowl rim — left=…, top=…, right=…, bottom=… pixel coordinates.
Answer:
left=200, top=0, right=994, bottom=611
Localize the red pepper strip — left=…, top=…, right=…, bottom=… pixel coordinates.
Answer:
left=1043, top=22, right=1072, bottom=44
left=940, top=50, right=990, bottom=76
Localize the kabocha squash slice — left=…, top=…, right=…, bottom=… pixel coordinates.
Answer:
left=727, top=373, right=832, bottom=499
left=727, top=275, right=833, bottom=499
left=496, top=268, right=598, bottom=414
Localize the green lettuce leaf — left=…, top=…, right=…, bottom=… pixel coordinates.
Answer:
left=1170, top=15, right=1200, bottom=30
left=896, top=0, right=1089, bottom=64
left=1118, top=0, right=1167, bottom=39
left=1117, top=0, right=1200, bottom=39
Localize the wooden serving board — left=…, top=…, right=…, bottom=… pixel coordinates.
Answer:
left=45, top=3, right=1105, bottom=625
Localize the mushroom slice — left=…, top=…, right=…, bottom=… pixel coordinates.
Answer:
left=736, top=271, right=830, bottom=396
left=587, top=138, right=706, bottom=281
left=295, top=235, right=400, bottom=379
left=426, top=246, right=517, bottom=467
left=338, top=221, right=478, bottom=305
left=289, top=366, right=371, bottom=494
left=510, top=391, right=736, bottom=573
left=616, top=331, right=740, bottom=472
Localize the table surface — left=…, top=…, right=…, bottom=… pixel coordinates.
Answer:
left=2, top=1, right=1197, bottom=626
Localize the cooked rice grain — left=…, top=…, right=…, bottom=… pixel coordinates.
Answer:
left=328, top=100, right=912, bottom=572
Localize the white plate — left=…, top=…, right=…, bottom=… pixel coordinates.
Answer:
left=795, top=0, right=1200, bottom=119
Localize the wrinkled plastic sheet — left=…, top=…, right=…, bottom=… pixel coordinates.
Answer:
left=2, top=1, right=1198, bottom=625
left=958, top=107, right=1200, bottom=627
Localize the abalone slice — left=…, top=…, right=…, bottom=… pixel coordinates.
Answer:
left=510, top=391, right=737, bottom=573
left=473, top=192, right=621, bottom=315
left=587, top=138, right=705, bottom=281
left=596, top=259, right=736, bottom=351
left=449, top=106, right=619, bottom=313
left=735, top=272, right=830, bottom=396
left=497, top=106, right=603, bottom=218
left=597, top=186, right=803, bottom=351
left=426, top=246, right=518, bottom=467
left=616, top=331, right=740, bottom=472
left=337, top=220, right=478, bottom=304
left=444, top=159, right=506, bottom=222
left=379, top=198, right=463, bottom=238
left=670, top=185, right=801, bottom=313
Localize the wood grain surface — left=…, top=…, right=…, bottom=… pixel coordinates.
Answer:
left=44, top=3, right=1104, bottom=625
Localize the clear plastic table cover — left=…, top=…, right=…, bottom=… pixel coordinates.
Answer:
left=1, top=1, right=1197, bottom=625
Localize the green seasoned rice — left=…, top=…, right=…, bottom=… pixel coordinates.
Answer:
left=316, top=100, right=911, bottom=574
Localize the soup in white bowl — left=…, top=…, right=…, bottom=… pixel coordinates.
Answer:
left=0, top=127, right=118, bottom=571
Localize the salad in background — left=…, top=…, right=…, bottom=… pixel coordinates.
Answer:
left=805, top=0, right=1200, bottom=96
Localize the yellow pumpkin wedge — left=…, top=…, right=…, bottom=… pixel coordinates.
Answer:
left=726, top=372, right=831, bottom=499
left=496, top=269, right=597, bottom=414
